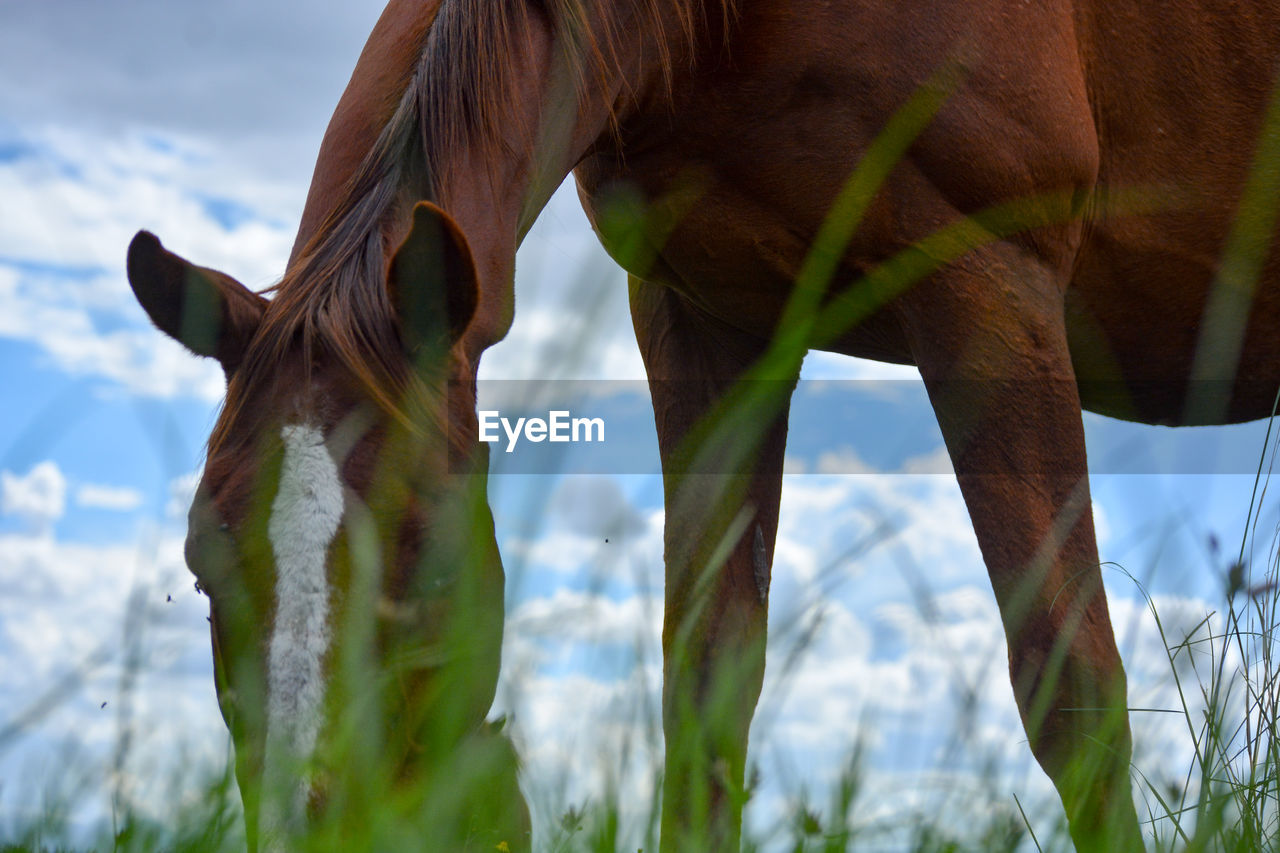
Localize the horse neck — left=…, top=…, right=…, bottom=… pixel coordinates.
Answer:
left=291, top=1, right=668, bottom=358
left=431, top=16, right=615, bottom=356
left=289, top=0, right=442, bottom=265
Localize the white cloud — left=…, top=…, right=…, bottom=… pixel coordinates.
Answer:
left=1092, top=495, right=1113, bottom=549
left=782, top=455, right=809, bottom=474
left=0, top=274, right=227, bottom=401
left=0, top=131, right=294, bottom=284
left=0, top=130, right=296, bottom=402
left=2, top=460, right=67, bottom=531
left=0, top=131, right=643, bottom=403
left=508, top=588, right=662, bottom=650
left=0, top=527, right=225, bottom=834
left=74, top=483, right=145, bottom=512
left=815, top=446, right=878, bottom=475
left=498, top=668, right=664, bottom=843
left=0, top=1, right=383, bottom=191
left=505, top=529, right=620, bottom=577
left=900, top=444, right=954, bottom=475
left=801, top=351, right=923, bottom=383
left=770, top=471, right=983, bottom=599
left=500, top=481, right=664, bottom=583
left=547, top=476, right=649, bottom=540
left=482, top=182, right=646, bottom=382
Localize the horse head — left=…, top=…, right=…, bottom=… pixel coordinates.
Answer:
left=126, top=201, right=528, bottom=850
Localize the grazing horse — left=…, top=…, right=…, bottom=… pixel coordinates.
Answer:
left=126, top=0, right=1280, bottom=849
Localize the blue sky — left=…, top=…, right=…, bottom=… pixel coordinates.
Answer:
left=1, top=1, right=1276, bottom=848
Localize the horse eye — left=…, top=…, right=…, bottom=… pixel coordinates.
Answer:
left=219, top=523, right=231, bottom=533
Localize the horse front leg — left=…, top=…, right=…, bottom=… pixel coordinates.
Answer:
left=629, top=276, right=795, bottom=852
left=900, top=246, right=1143, bottom=852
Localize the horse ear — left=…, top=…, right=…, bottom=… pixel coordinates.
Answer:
left=387, top=201, right=478, bottom=357
left=127, top=231, right=266, bottom=373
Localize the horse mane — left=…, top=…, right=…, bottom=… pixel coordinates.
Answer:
left=210, top=0, right=736, bottom=455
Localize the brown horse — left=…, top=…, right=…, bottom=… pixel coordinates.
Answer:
left=125, top=0, right=1280, bottom=849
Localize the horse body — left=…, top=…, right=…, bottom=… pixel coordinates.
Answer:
left=576, top=0, right=1280, bottom=421
left=1068, top=3, right=1280, bottom=423
left=126, top=0, right=1280, bottom=850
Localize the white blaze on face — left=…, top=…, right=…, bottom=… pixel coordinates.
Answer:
left=260, top=423, right=344, bottom=846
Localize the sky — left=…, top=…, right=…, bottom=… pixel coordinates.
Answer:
left=0, top=1, right=1277, bottom=849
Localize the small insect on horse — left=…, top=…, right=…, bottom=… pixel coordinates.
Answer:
left=127, top=0, right=1280, bottom=849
